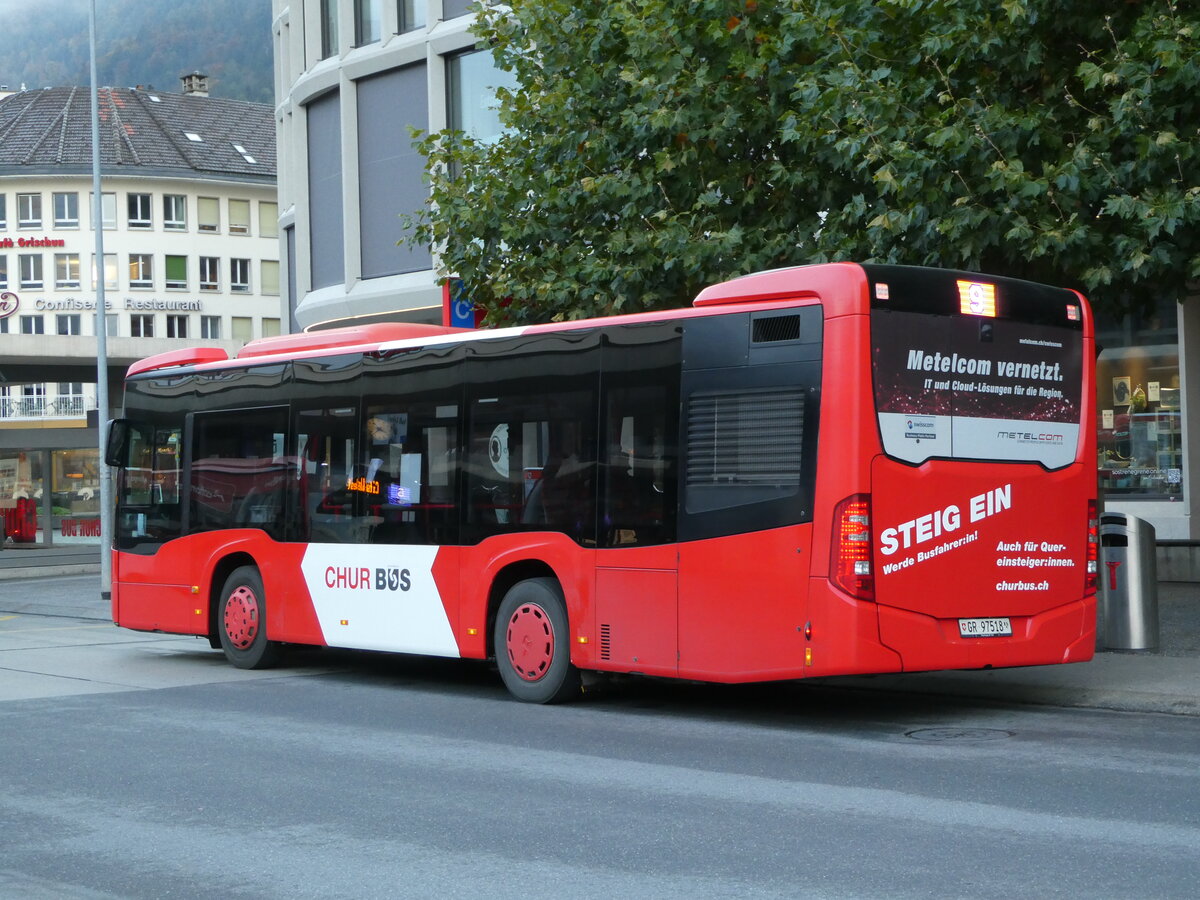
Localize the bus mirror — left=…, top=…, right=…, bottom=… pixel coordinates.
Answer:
left=105, top=419, right=130, bottom=467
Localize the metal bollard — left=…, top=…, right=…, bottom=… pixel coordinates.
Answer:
left=1098, top=512, right=1159, bottom=652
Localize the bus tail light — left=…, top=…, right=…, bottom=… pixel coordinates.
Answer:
left=1085, top=499, right=1099, bottom=595
left=831, top=493, right=874, bottom=601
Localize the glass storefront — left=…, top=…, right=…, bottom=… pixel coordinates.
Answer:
left=1095, top=298, right=1183, bottom=501
left=0, top=447, right=101, bottom=544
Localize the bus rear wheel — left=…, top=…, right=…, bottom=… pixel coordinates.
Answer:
left=218, top=566, right=282, bottom=670
left=495, top=577, right=581, bottom=704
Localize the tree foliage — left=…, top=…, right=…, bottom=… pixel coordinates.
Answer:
left=411, top=0, right=1200, bottom=324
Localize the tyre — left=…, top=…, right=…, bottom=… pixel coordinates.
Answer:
left=494, top=577, right=581, bottom=703
left=217, top=566, right=282, bottom=669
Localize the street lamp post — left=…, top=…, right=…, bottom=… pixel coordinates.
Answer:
left=89, top=0, right=112, bottom=598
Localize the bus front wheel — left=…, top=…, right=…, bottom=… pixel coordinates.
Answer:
left=495, top=577, right=581, bottom=704
left=218, top=566, right=282, bottom=670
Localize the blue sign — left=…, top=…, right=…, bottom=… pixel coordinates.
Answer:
left=448, top=280, right=476, bottom=329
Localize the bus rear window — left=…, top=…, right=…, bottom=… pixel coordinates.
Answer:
left=867, top=269, right=1084, bottom=469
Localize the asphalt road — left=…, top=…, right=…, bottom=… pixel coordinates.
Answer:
left=1, top=604, right=1198, bottom=899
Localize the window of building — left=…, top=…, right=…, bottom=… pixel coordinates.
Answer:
left=448, top=49, right=519, bottom=146
left=358, top=65, right=431, bottom=278
left=20, top=315, right=45, bottom=335
left=53, top=192, right=79, bottom=228
left=198, top=197, right=220, bottom=233
left=0, top=255, right=7, bottom=289
left=307, top=90, right=345, bottom=289
left=90, top=192, right=116, bottom=230
left=0, top=193, right=6, bottom=229
left=320, top=0, right=339, bottom=59
left=200, top=316, right=221, bottom=339
left=129, top=254, right=153, bottom=288
left=231, top=316, right=253, bottom=343
left=127, top=193, right=152, bottom=229
left=261, top=260, right=280, bottom=296
left=230, top=258, right=251, bottom=292
left=20, top=384, right=46, bottom=416
left=262, top=317, right=281, bottom=337
left=199, top=256, right=220, bottom=291
left=92, top=253, right=117, bottom=290
left=354, top=0, right=381, bottom=45
left=259, top=201, right=278, bottom=238
left=167, top=315, right=189, bottom=338
left=163, top=194, right=187, bottom=230
left=228, top=199, right=250, bottom=235
left=165, top=255, right=188, bottom=290
left=56, top=314, right=82, bottom=336
left=1095, top=299, right=1184, bottom=500
left=106, top=314, right=119, bottom=337
left=442, top=0, right=476, bottom=18
left=55, top=383, right=84, bottom=417
left=130, top=314, right=154, bottom=337
left=17, top=193, right=42, bottom=228
left=54, top=253, right=81, bottom=289
left=19, top=254, right=43, bottom=289
left=398, top=0, right=427, bottom=33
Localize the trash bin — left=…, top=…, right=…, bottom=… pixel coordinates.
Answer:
left=1098, top=512, right=1159, bottom=652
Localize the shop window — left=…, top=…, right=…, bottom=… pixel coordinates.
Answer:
left=1095, top=300, right=1183, bottom=500
left=52, top=448, right=101, bottom=543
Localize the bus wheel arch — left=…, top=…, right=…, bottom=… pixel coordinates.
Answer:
left=488, top=565, right=581, bottom=703
left=214, top=561, right=282, bottom=669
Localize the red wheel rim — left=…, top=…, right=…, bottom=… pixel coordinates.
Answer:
left=224, top=586, right=259, bottom=650
left=506, top=602, right=554, bottom=682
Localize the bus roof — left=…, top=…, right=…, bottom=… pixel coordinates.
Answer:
left=122, top=263, right=875, bottom=379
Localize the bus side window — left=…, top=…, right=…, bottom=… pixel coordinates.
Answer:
left=467, top=389, right=597, bottom=544
left=116, top=423, right=183, bottom=547
left=601, top=385, right=676, bottom=547
left=294, top=405, right=366, bottom=544
left=190, top=407, right=290, bottom=541
left=361, top=399, right=459, bottom=545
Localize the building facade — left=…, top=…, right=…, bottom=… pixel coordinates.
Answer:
left=273, top=1, right=1199, bottom=568
left=273, top=0, right=514, bottom=331
left=0, top=78, right=279, bottom=545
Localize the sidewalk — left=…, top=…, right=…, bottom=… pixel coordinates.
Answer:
left=1, top=556, right=1197, bottom=716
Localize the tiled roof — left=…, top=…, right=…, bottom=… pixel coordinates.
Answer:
left=0, top=86, right=275, bottom=181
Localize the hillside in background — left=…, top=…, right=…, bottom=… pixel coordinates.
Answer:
left=0, top=0, right=274, bottom=103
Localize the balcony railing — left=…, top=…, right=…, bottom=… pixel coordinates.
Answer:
left=0, top=396, right=88, bottom=420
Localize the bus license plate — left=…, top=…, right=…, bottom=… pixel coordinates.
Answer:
left=958, top=617, right=1012, bottom=638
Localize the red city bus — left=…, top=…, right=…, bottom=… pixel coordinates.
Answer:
left=106, top=263, right=1098, bottom=702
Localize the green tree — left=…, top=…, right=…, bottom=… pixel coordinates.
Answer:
left=411, top=0, right=1200, bottom=324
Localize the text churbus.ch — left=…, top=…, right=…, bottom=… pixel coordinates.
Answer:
left=106, top=263, right=1099, bottom=702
